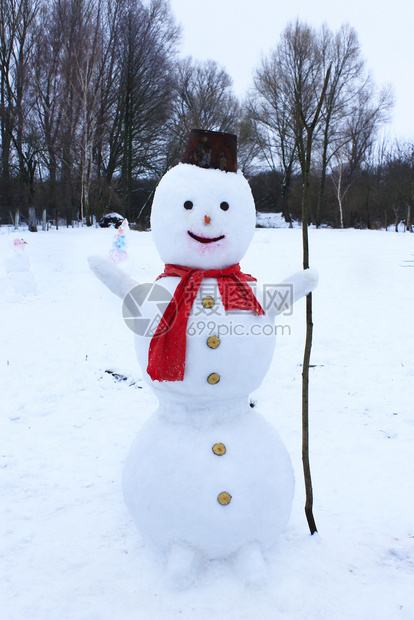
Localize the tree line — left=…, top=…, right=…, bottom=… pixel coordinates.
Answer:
left=1, top=0, right=412, bottom=231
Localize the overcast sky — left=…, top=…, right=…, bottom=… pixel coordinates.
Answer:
left=169, top=0, right=414, bottom=141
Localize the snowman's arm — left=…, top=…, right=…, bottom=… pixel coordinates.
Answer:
left=88, top=255, right=138, bottom=299
left=265, top=268, right=318, bottom=319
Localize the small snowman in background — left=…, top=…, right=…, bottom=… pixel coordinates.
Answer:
left=89, top=130, right=318, bottom=588
left=108, top=219, right=128, bottom=264
left=3, top=237, right=37, bottom=297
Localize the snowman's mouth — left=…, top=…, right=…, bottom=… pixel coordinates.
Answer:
left=188, top=231, right=225, bottom=244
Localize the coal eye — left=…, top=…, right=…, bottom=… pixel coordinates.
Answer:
left=184, top=200, right=193, bottom=210
left=220, top=201, right=229, bottom=211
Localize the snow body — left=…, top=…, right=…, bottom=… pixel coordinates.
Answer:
left=123, top=403, right=294, bottom=560
left=2, top=238, right=37, bottom=296
left=5, top=238, right=30, bottom=273
left=90, top=162, right=317, bottom=585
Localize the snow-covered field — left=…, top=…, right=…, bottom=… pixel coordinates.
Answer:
left=1, top=225, right=413, bottom=620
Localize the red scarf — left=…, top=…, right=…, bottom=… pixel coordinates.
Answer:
left=147, top=263, right=264, bottom=382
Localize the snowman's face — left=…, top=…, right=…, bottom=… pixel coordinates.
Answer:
left=151, top=164, right=256, bottom=269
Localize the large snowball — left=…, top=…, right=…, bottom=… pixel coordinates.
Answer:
left=123, top=404, right=295, bottom=559
left=151, top=164, right=256, bottom=270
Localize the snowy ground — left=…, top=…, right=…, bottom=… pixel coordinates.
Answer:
left=256, top=211, right=293, bottom=228
left=1, top=225, right=414, bottom=620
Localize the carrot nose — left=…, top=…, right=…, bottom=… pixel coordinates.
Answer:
left=204, top=215, right=211, bottom=224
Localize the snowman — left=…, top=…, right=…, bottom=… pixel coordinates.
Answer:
left=108, top=219, right=128, bottom=264
left=89, top=130, right=318, bottom=588
left=3, top=237, right=37, bottom=296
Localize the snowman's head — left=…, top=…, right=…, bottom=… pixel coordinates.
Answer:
left=13, top=238, right=27, bottom=247
left=151, top=130, right=256, bottom=270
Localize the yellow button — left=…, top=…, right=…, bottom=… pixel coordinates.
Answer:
left=207, top=335, right=220, bottom=349
left=202, top=296, right=215, bottom=309
left=212, top=442, right=226, bottom=456
left=207, top=372, right=220, bottom=384
left=217, top=491, right=232, bottom=506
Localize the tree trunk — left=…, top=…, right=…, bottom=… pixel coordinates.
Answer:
left=298, top=63, right=331, bottom=536
left=408, top=170, right=413, bottom=232
left=301, top=140, right=318, bottom=536
left=337, top=165, right=344, bottom=229
left=365, top=183, right=371, bottom=229
left=281, top=172, right=293, bottom=227
left=28, top=207, right=37, bottom=232
left=316, top=124, right=330, bottom=227
left=406, top=204, right=412, bottom=232
left=393, top=207, right=399, bottom=232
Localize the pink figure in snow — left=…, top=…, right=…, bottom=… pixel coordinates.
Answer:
left=3, top=237, right=37, bottom=296
left=108, top=220, right=128, bottom=264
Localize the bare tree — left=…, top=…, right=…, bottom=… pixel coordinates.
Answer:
left=165, top=57, right=240, bottom=167
left=235, top=110, right=263, bottom=177
left=282, top=21, right=325, bottom=228
left=249, top=39, right=301, bottom=225
left=0, top=0, right=40, bottom=223
left=92, top=0, right=122, bottom=215
left=285, top=21, right=332, bottom=533
left=249, top=21, right=393, bottom=229
left=251, top=20, right=330, bottom=533
left=380, top=139, right=414, bottom=232
left=98, top=0, right=179, bottom=220
left=330, top=85, right=393, bottom=227
left=75, top=0, right=116, bottom=225
left=33, top=0, right=104, bottom=225
left=29, top=0, right=179, bottom=224
left=52, top=0, right=88, bottom=223
left=407, top=144, right=414, bottom=232
left=299, top=63, right=331, bottom=534
left=31, top=1, right=64, bottom=217
left=316, top=24, right=366, bottom=225
left=250, top=21, right=326, bottom=225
